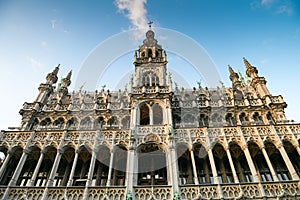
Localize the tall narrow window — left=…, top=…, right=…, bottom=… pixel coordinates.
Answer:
left=140, top=104, right=150, bottom=125
left=152, top=103, right=163, bottom=125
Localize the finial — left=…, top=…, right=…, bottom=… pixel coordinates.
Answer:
left=148, top=21, right=153, bottom=29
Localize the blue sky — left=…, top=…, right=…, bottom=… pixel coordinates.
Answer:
left=0, top=0, right=299, bottom=129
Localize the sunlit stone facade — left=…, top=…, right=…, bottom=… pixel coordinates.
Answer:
left=0, top=29, right=300, bottom=200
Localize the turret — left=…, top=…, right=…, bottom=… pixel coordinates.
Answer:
left=134, top=28, right=167, bottom=87
left=243, top=58, right=270, bottom=98
left=59, top=70, right=72, bottom=96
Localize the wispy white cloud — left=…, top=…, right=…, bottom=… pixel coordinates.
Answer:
left=261, top=0, right=274, bottom=6
left=251, top=0, right=294, bottom=16
left=276, top=5, right=293, bottom=16
left=115, top=0, right=149, bottom=38
left=26, top=57, right=43, bottom=71
left=50, top=19, right=56, bottom=29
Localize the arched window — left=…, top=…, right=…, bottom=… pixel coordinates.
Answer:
left=92, top=146, right=110, bottom=186
left=151, top=74, right=159, bottom=86
left=66, top=117, right=78, bottom=130
left=94, top=117, right=104, bottom=129
left=40, top=118, right=51, bottom=126
left=183, top=114, right=195, bottom=126
left=0, top=147, right=23, bottom=185
left=148, top=49, right=152, bottom=58
left=213, top=144, right=233, bottom=183
left=253, top=112, right=263, bottom=124
left=17, top=146, right=40, bottom=186
left=283, top=141, right=300, bottom=176
left=152, top=103, right=163, bottom=125
left=211, top=113, right=222, bottom=127
left=248, top=142, right=272, bottom=182
left=53, top=117, right=65, bottom=128
left=30, top=118, right=39, bottom=130
left=140, top=104, right=150, bottom=125
left=266, top=112, right=274, bottom=124
left=265, top=142, right=290, bottom=181
left=112, top=145, right=128, bottom=186
left=108, top=116, right=119, bottom=128
left=199, top=114, right=209, bottom=127
left=35, top=146, right=56, bottom=186
left=193, top=143, right=212, bottom=184
left=225, top=113, right=236, bottom=126
left=54, top=147, right=75, bottom=186
left=177, top=144, right=193, bottom=185
left=230, top=143, right=252, bottom=182
left=80, top=117, right=91, bottom=129
left=239, top=113, right=248, bottom=125
left=121, top=116, right=130, bottom=129
left=72, top=147, right=91, bottom=186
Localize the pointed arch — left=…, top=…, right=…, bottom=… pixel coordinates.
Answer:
left=140, top=103, right=150, bottom=125
left=212, top=143, right=233, bottom=183
left=248, top=141, right=273, bottom=182
left=34, top=145, right=56, bottom=186
left=229, top=142, right=252, bottom=182
left=152, top=103, right=163, bottom=125
left=0, top=146, right=23, bottom=185
left=92, top=145, right=111, bottom=186
left=176, top=143, right=194, bottom=185
left=193, top=142, right=212, bottom=184
left=265, top=141, right=290, bottom=181
left=17, top=146, right=41, bottom=186
left=283, top=140, right=300, bottom=176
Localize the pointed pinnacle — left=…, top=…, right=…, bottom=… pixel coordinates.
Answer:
left=228, top=65, right=235, bottom=75
left=66, top=70, right=72, bottom=80
left=243, top=57, right=252, bottom=69
left=52, top=64, right=60, bottom=75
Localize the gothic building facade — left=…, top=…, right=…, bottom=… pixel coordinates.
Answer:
left=0, top=29, right=300, bottom=200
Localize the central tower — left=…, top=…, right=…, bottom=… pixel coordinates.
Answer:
left=133, top=29, right=168, bottom=87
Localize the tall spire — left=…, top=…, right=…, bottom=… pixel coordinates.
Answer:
left=228, top=65, right=240, bottom=84
left=243, top=57, right=258, bottom=78
left=62, top=70, right=72, bottom=88
left=46, top=64, right=60, bottom=85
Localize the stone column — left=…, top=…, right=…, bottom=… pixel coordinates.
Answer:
left=67, top=149, right=79, bottom=186
left=189, top=149, right=199, bottom=185
left=207, top=147, right=219, bottom=184
left=106, top=147, right=115, bottom=186
left=225, top=147, right=239, bottom=183
left=30, top=149, right=45, bottom=186
left=83, top=150, right=97, bottom=200
left=86, top=150, right=96, bottom=186
left=260, top=146, right=279, bottom=181
left=295, top=145, right=300, bottom=156
left=207, top=146, right=223, bottom=199
left=126, top=143, right=135, bottom=195
left=277, top=143, right=299, bottom=180
left=170, top=145, right=180, bottom=196
left=46, top=148, right=63, bottom=187
left=2, top=148, right=30, bottom=200
left=242, top=145, right=260, bottom=182
left=149, top=106, right=153, bottom=125
left=8, top=148, right=29, bottom=186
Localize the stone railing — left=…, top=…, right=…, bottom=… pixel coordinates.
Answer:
left=1, top=182, right=300, bottom=199
left=134, top=185, right=172, bottom=200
